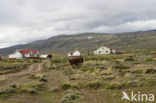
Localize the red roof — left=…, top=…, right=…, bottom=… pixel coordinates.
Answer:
left=18, top=49, right=32, bottom=54
left=18, top=49, right=38, bottom=54
left=33, top=50, right=38, bottom=54
left=154, top=54, right=156, bottom=58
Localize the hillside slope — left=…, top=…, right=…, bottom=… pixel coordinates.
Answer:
left=0, top=30, right=156, bottom=56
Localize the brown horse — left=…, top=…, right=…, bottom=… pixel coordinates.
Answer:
left=68, top=56, right=84, bottom=69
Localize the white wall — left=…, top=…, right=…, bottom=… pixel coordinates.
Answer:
left=33, top=51, right=39, bottom=57
left=73, top=51, right=81, bottom=56
left=94, top=46, right=111, bottom=55
left=40, top=54, right=48, bottom=58
left=8, top=51, right=23, bottom=59
left=68, top=50, right=81, bottom=57
left=24, top=54, right=31, bottom=58
left=111, top=49, right=116, bottom=54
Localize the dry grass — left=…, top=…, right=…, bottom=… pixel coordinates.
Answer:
left=0, top=50, right=156, bottom=103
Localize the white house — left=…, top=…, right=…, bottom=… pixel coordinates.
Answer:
left=94, top=46, right=116, bottom=55
left=8, top=49, right=39, bottom=59
left=18, top=49, right=33, bottom=58
left=68, top=50, right=81, bottom=57
left=8, top=50, right=23, bottom=59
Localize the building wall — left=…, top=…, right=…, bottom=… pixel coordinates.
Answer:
left=94, top=46, right=111, bottom=55
left=111, top=49, right=116, bottom=54
left=33, top=54, right=39, bottom=57
left=8, top=50, right=40, bottom=59
left=68, top=51, right=81, bottom=57
left=32, top=52, right=39, bottom=57
left=24, top=54, right=31, bottom=58
left=40, top=54, right=48, bottom=58
left=8, top=51, right=23, bottom=59
left=73, top=51, right=81, bottom=56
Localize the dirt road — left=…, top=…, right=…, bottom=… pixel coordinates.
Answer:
left=0, top=62, right=44, bottom=79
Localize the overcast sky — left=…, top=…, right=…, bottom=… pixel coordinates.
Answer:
left=0, top=0, right=156, bottom=48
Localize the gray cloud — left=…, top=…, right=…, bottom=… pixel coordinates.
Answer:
left=0, top=0, right=156, bottom=48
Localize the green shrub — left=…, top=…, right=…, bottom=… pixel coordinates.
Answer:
left=131, top=69, right=144, bottom=74
left=103, top=83, right=121, bottom=89
left=121, top=81, right=146, bottom=88
left=80, top=66, right=96, bottom=72
left=0, top=87, right=16, bottom=98
left=50, top=87, right=60, bottom=92
left=10, top=84, right=17, bottom=89
left=63, top=70, right=74, bottom=75
left=145, top=69, right=156, bottom=74
left=31, top=59, right=40, bottom=63
left=113, top=64, right=130, bottom=70
left=61, top=83, right=72, bottom=90
left=147, top=80, right=156, bottom=86
left=145, top=58, right=154, bottom=62
left=84, top=56, right=112, bottom=61
left=52, top=58, right=67, bottom=63
left=88, top=81, right=102, bottom=89
left=125, top=56, right=135, bottom=61
left=39, top=77, right=47, bottom=82
left=28, top=88, right=37, bottom=94
left=17, top=82, right=43, bottom=94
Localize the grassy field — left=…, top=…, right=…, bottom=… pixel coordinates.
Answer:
left=0, top=50, right=156, bottom=103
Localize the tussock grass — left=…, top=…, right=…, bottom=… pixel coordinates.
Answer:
left=59, top=92, right=82, bottom=103
left=145, top=68, right=156, bottom=74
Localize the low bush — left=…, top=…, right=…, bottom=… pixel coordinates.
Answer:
left=121, top=81, right=146, bottom=88
left=52, top=58, right=68, bottom=63
left=10, top=84, right=17, bottom=89
left=61, top=83, right=72, bottom=90
left=88, top=81, right=102, bottom=89
left=50, top=87, right=60, bottom=92
left=103, top=83, right=122, bottom=89
left=63, top=70, right=74, bottom=75
left=145, top=69, right=156, bottom=74
left=113, top=64, right=130, bottom=70
left=80, top=66, right=96, bottom=72
left=125, top=56, right=135, bottom=61
left=84, top=56, right=112, bottom=61
left=17, top=82, right=43, bottom=94
left=144, top=58, right=154, bottom=62
left=131, top=69, right=144, bottom=74
left=59, top=92, right=81, bottom=103
left=0, top=85, right=17, bottom=98
left=39, top=76, right=47, bottom=82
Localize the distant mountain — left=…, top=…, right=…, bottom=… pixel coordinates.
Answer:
left=0, top=30, right=156, bottom=56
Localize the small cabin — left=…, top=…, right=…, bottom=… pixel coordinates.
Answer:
left=94, top=46, right=116, bottom=55
left=68, top=50, right=81, bottom=57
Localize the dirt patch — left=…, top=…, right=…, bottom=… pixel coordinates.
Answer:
left=0, top=62, right=44, bottom=79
